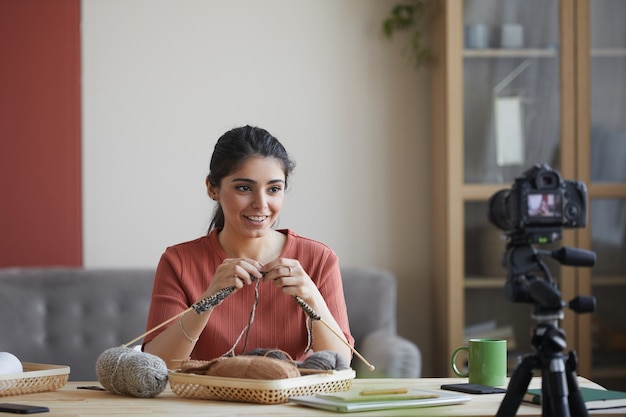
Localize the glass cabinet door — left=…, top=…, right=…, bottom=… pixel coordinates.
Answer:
left=463, top=0, right=560, bottom=185
left=462, top=0, right=562, bottom=371
left=588, top=0, right=626, bottom=391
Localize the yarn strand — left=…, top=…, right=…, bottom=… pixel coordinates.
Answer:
left=304, top=316, right=314, bottom=353
left=223, top=279, right=261, bottom=357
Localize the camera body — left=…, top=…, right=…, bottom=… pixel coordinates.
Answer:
left=488, top=164, right=587, bottom=240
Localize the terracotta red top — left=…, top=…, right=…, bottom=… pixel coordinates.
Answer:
left=143, top=229, right=354, bottom=361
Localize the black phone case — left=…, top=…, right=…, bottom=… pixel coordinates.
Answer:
left=0, top=403, right=49, bottom=414
left=440, top=383, right=507, bottom=395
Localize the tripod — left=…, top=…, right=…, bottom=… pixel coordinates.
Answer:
left=495, top=239, right=596, bottom=417
left=497, top=313, right=588, bottom=417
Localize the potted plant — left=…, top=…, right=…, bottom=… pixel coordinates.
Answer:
left=381, top=0, right=432, bottom=69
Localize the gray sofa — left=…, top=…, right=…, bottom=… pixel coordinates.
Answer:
left=0, top=266, right=420, bottom=380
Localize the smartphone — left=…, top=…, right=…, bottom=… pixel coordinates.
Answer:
left=441, top=383, right=507, bottom=395
left=0, top=403, right=49, bottom=414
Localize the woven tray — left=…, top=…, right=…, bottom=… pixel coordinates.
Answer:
left=169, top=368, right=355, bottom=404
left=0, top=362, right=70, bottom=397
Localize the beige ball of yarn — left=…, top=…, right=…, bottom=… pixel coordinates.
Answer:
left=205, top=355, right=301, bottom=380
left=96, top=346, right=168, bottom=398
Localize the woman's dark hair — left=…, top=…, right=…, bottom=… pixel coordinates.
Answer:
left=207, top=125, right=295, bottom=232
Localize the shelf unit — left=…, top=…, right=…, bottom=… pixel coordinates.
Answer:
left=431, top=0, right=626, bottom=391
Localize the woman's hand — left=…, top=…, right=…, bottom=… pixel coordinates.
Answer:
left=198, top=258, right=264, bottom=302
left=262, top=258, right=353, bottom=362
left=261, top=258, right=321, bottom=302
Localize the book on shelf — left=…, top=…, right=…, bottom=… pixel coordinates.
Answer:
left=524, top=387, right=626, bottom=411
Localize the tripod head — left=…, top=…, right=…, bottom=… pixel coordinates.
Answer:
left=502, top=231, right=597, bottom=321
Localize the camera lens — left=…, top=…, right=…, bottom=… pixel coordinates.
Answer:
left=488, top=190, right=516, bottom=231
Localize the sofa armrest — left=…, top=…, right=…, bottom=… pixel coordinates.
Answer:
left=353, top=330, right=422, bottom=378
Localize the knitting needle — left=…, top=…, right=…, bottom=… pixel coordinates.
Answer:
left=123, top=307, right=192, bottom=347
left=122, top=286, right=237, bottom=347
left=317, top=317, right=376, bottom=371
left=294, top=296, right=376, bottom=372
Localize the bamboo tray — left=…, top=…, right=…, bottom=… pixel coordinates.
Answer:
left=169, top=368, right=355, bottom=404
left=0, top=362, right=70, bottom=397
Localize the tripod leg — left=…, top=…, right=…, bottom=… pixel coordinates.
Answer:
left=497, top=355, right=536, bottom=417
left=543, top=355, right=571, bottom=417
left=565, top=352, right=589, bottom=417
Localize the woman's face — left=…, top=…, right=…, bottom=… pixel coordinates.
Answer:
left=209, top=156, right=286, bottom=238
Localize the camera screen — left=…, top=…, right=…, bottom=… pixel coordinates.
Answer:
left=527, top=192, right=562, bottom=218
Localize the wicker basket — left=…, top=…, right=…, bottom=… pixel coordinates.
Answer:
left=0, top=362, right=70, bottom=397
left=169, top=368, right=355, bottom=404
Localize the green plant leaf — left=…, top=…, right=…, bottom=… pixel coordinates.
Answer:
left=381, top=0, right=432, bottom=69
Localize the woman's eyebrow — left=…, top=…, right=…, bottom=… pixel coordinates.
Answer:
left=230, top=177, right=256, bottom=184
left=230, top=178, right=285, bottom=185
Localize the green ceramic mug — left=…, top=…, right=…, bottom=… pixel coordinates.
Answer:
left=451, top=338, right=507, bottom=386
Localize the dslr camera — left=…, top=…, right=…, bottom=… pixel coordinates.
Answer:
left=488, top=164, right=587, bottom=243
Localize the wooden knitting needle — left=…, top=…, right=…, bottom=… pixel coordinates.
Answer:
left=122, top=286, right=237, bottom=347
left=294, top=296, right=375, bottom=371
left=123, top=307, right=191, bottom=347
left=316, top=317, right=375, bottom=371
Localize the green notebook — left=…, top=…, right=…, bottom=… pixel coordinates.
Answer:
left=525, top=387, right=626, bottom=410
left=290, top=388, right=472, bottom=413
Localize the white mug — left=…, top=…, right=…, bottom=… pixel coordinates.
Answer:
left=500, top=24, right=524, bottom=48
left=465, top=24, right=489, bottom=49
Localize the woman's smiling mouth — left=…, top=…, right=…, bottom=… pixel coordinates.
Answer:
left=245, top=215, right=269, bottom=223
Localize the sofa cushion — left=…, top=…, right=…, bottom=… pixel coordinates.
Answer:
left=0, top=268, right=154, bottom=380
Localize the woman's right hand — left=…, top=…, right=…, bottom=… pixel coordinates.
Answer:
left=198, top=258, right=264, bottom=302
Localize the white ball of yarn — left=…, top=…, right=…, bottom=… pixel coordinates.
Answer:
left=0, top=352, right=23, bottom=375
left=96, top=346, right=168, bottom=398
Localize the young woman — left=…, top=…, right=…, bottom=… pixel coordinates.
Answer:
left=143, top=125, right=353, bottom=368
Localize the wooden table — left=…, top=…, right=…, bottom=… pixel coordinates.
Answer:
left=1, top=377, right=623, bottom=416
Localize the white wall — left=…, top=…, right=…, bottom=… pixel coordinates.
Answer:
left=82, top=0, right=434, bottom=374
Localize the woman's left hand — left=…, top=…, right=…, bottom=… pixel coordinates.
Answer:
left=261, top=258, right=319, bottom=302
left=262, top=258, right=353, bottom=363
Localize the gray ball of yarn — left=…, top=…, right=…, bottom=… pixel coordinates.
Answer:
left=300, top=350, right=350, bottom=371
left=243, top=348, right=291, bottom=361
left=96, top=346, right=168, bottom=398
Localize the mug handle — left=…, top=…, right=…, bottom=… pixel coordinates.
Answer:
left=451, top=346, right=470, bottom=377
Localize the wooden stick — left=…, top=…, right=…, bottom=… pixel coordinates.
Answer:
left=122, top=307, right=192, bottom=347
left=298, top=368, right=337, bottom=375
left=317, top=318, right=376, bottom=371
left=122, top=287, right=235, bottom=347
